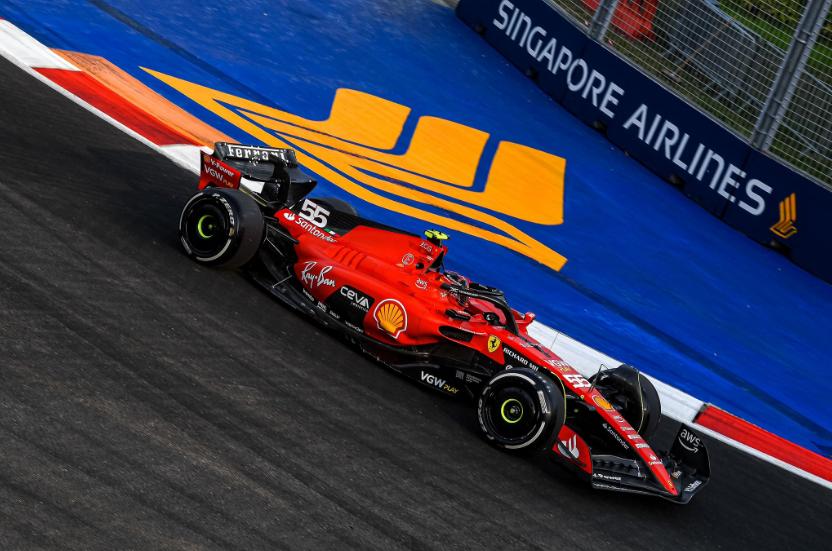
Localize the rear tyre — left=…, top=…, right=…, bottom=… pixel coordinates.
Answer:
left=589, top=364, right=661, bottom=438
left=477, top=368, right=565, bottom=453
left=179, top=188, right=264, bottom=268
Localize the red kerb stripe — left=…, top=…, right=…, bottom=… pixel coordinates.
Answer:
left=697, top=405, right=832, bottom=482
left=36, top=68, right=197, bottom=146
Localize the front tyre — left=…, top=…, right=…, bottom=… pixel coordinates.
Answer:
left=589, top=364, right=661, bottom=439
left=477, top=368, right=565, bottom=453
left=179, top=188, right=264, bottom=268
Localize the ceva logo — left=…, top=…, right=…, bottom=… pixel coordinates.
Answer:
left=146, top=70, right=570, bottom=271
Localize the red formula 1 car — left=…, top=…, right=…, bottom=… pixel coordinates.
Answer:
left=178, top=143, right=710, bottom=503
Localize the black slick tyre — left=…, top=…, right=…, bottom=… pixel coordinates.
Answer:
left=179, top=188, right=264, bottom=268
left=477, top=368, right=565, bottom=453
left=589, top=364, right=661, bottom=439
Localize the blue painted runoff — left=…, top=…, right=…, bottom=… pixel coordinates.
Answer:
left=4, top=0, right=831, bottom=456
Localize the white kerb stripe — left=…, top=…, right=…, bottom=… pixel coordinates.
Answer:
left=159, top=144, right=208, bottom=174
left=691, top=422, right=832, bottom=490
left=0, top=21, right=79, bottom=70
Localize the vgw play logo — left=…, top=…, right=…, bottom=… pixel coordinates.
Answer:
left=147, top=70, right=569, bottom=271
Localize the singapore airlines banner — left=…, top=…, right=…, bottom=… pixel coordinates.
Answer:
left=457, top=0, right=832, bottom=284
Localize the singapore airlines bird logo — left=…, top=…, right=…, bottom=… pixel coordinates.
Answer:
left=770, top=193, right=797, bottom=239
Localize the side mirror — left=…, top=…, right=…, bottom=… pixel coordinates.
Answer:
left=515, top=311, right=535, bottom=326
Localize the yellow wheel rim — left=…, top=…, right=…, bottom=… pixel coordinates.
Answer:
left=500, top=398, right=523, bottom=424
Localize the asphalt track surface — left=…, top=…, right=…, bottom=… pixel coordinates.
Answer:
left=0, top=58, right=829, bottom=550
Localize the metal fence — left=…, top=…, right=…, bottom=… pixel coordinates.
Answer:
left=545, top=0, right=832, bottom=187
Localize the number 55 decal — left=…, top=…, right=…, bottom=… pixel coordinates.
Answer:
left=299, top=199, right=330, bottom=228
left=564, top=373, right=592, bottom=389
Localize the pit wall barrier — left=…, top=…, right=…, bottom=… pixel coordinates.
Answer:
left=456, top=0, right=832, bottom=285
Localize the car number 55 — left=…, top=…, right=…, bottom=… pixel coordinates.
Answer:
left=299, top=199, right=330, bottom=228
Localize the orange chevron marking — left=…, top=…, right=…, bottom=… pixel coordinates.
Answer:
left=145, top=69, right=569, bottom=270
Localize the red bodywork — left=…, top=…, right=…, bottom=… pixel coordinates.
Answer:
left=275, top=206, right=678, bottom=497
left=199, top=151, right=241, bottom=190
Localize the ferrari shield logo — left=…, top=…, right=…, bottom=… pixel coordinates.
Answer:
left=487, top=335, right=501, bottom=353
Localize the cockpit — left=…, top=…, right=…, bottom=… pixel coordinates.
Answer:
left=440, top=275, right=519, bottom=334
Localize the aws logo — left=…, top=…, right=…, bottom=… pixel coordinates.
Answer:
left=147, top=70, right=568, bottom=270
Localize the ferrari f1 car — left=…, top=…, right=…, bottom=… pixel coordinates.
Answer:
left=178, top=143, right=710, bottom=503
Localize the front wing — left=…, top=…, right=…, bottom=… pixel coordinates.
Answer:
left=589, top=424, right=710, bottom=503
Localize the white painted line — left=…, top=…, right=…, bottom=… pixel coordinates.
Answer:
left=647, top=375, right=703, bottom=425
left=0, top=21, right=78, bottom=70
left=160, top=144, right=209, bottom=174
left=691, top=422, right=832, bottom=490
left=2, top=59, right=185, bottom=168
left=0, top=48, right=201, bottom=176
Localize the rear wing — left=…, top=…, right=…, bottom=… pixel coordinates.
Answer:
left=199, top=143, right=317, bottom=205
left=214, top=142, right=298, bottom=166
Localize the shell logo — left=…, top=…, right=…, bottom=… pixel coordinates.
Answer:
left=374, top=299, right=407, bottom=339
left=593, top=395, right=614, bottom=411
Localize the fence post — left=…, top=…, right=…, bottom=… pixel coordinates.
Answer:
left=751, top=0, right=832, bottom=150
left=588, top=0, right=620, bottom=40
